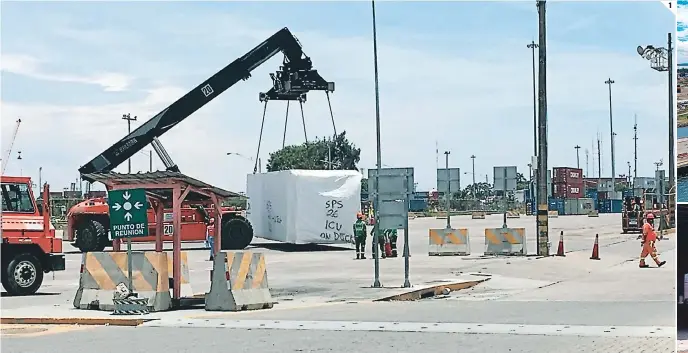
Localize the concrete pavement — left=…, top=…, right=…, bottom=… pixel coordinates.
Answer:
left=1, top=214, right=677, bottom=352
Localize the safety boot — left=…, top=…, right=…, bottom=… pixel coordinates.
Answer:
left=356, top=253, right=360, bottom=260
left=658, top=261, right=666, bottom=267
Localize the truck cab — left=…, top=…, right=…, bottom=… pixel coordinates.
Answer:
left=1, top=176, right=65, bottom=296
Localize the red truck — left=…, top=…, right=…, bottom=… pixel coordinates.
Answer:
left=1, top=176, right=65, bottom=296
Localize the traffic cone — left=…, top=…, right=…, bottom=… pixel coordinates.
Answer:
left=590, top=234, right=600, bottom=260
left=556, top=231, right=565, bottom=257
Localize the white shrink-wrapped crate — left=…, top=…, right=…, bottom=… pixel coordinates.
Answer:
left=246, top=170, right=362, bottom=246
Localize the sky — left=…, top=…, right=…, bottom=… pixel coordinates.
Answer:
left=680, top=0, right=687, bottom=62
left=0, top=1, right=675, bottom=194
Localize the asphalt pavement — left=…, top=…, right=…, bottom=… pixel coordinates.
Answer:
left=0, top=214, right=677, bottom=352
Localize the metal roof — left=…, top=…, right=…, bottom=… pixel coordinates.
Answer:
left=81, top=171, right=241, bottom=200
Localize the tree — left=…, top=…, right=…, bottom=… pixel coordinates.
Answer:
left=516, top=172, right=529, bottom=190
left=461, top=182, right=493, bottom=200
left=266, top=131, right=361, bottom=172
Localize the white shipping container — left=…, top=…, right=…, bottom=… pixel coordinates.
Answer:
left=633, top=177, right=656, bottom=190
left=246, top=170, right=362, bottom=247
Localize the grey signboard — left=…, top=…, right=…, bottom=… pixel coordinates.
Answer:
left=368, top=168, right=414, bottom=229
left=436, top=168, right=460, bottom=194
left=494, top=166, right=518, bottom=192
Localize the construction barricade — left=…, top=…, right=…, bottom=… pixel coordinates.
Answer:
left=166, top=252, right=195, bottom=298
left=588, top=210, right=599, bottom=217
left=471, top=212, right=486, bottom=219
left=428, top=228, right=470, bottom=256
left=506, top=211, right=520, bottom=219
left=205, top=251, right=274, bottom=311
left=484, top=227, right=526, bottom=256
left=73, top=252, right=171, bottom=312
left=548, top=211, right=559, bottom=218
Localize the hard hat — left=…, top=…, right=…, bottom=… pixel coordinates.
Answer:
left=646, top=213, right=654, bottom=220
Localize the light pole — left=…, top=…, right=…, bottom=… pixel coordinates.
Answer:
left=122, top=114, right=137, bottom=173
left=574, top=145, right=581, bottom=169
left=444, top=151, right=451, bottom=229
left=371, top=0, right=383, bottom=289
left=536, top=0, right=549, bottom=257
left=604, top=78, right=615, bottom=196
left=637, top=34, right=674, bottom=225
left=527, top=41, right=538, bottom=159
left=470, top=155, right=476, bottom=195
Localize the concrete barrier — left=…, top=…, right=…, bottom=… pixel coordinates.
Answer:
left=73, top=252, right=171, bottom=312
left=471, top=212, right=486, bottom=219
left=587, top=210, right=599, bottom=217
left=428, top=228, right=470, bottom=256
left=484, top=227, right=526, bottom=256
left=548, top=211, right=559, bottom=218
left=166, top=252, right=195, bottom=298
left=205, top=251, right=274, bottom=311
left=506, top=211, right=520, bottom=219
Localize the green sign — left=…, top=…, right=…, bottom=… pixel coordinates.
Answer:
left=108, top=188, right=149, bottom=239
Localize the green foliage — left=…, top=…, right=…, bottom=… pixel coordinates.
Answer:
left=266, top=131, right=361, bottom=172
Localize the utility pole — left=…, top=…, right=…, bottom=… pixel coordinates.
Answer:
left=444, top=151, right=451, bottom=229
left=585, top=149, right=589, bottom=178
left=536, top=0, right=549, bottom=257
left=668, top=33, right=675, bottom=227
left=574, top=145, right=581, bottom=169
left=633, top=114, right=638, bottom=190
left=597, top=136, right=602, bottom=187
left=527, top=40, right=539, bottom=160
left=470, top=154, right=476, bottom=187
left=604, top=78, right=615, bottom=197
left=122, top=113, right=137, bottom=173
left=371, top=0, right=382, bottom=289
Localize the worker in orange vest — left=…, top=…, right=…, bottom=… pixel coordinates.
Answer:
left=640, top=213, right=666, bottom=268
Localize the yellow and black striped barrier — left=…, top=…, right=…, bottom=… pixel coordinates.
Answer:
left=484, top=227, right=526, bottom=256
left=205, top=251, right=274, bottom=311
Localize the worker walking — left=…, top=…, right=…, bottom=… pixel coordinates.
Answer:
left=370, top=222, right=387, bottom=259
left=353, top=212, right=367, bottom=260
left=205, top=218, right=215, bottom=261
left=386, top=228, right=398, bottom=257
left=640, top=213, right=666, bottom=268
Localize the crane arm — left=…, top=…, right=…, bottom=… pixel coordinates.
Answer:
left=1, top=119, right=21, bottom=175
left=78, top=27, right=334, bottom=175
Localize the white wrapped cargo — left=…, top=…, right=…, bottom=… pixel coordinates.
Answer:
left=246, top=170, right=362, bottom=247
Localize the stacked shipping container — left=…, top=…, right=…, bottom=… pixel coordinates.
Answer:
left=552, top=167, right=583, bottom=199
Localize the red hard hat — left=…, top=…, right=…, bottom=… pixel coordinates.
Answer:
left=646, top=213, right=654, bottom=220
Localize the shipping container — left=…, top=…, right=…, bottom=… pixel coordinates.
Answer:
left=622, top=189, right=634, bottom=198
left=597, top=199, right=623, bottom=213
left=553, top=167, right=583, bottom=184
left=552, top=182, right=583, bottom=199
left=563, top=198, right=595, bottom=215
left=548, top=198, right=565, bottom=215
left=413, top=191, right=429, bottom=200
left=585, top=189, right=598, bottom=199
left=409, top=199, right=427, bottom=212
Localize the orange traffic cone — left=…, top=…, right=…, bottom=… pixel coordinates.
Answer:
left=590, top=234, right=600, bottom=260
left=556, top=231, right=565, bottom=257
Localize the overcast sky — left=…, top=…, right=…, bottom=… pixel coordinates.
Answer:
left=0, top=1, right=674, bottom=193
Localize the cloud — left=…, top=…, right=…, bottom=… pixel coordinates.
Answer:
left=1, top=53, right=133, bottom=92
left=0, top=2, right=673, bottom=193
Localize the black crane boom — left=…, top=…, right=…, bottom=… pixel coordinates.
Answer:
left=79, top=27, right=334, bottom=175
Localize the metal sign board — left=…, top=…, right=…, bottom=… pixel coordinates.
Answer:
left=494, top=166, right=518, bottom=192
left=368, top=168, right=414, bottom=200
left=436, top=168, right=460, bottom=194
left=108, top=188, right=149, bottom=239
left=368, top=168, right=414, bottom=230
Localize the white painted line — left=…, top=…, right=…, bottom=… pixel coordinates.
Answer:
left=142, top=319, right=673, bottom=338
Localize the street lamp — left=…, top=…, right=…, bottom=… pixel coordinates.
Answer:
left=604, top=78, right=616, bottom=196
left=637, top=34, right=674, bottom=212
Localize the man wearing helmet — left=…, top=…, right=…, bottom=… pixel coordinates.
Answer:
left=640, top=213, right=666, bottom=268
left=353, top=212, right=367, bottom=260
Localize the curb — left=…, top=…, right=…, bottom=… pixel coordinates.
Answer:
left=374, top=278, right=489, bottom=302
left=1, top=317, right=154, bottom=326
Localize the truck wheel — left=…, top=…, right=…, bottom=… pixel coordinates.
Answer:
left=3, top=253, right=44, bottom=296
left=221, top=217, right=254, bottom=250
left=77, top=219, right=107, bottom=253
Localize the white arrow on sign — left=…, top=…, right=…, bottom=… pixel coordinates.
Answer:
left=123, top=191, right=131, bottom=200
left=134, top=202, right=143, bottom=210
left=113, top=203, right=122, bottom=211
left=124, top=212, right=133, bottom=221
